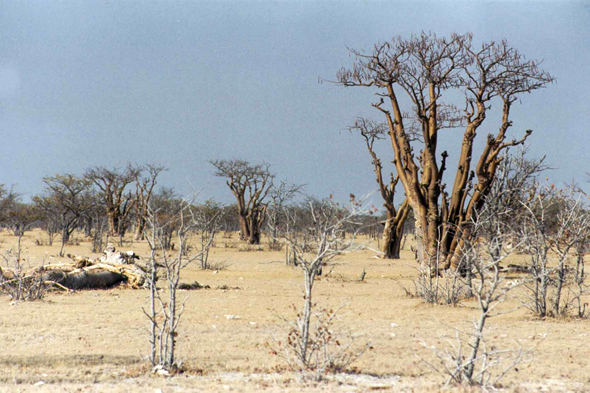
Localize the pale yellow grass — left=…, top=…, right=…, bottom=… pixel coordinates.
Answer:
left=0, top=229, right=588, bottom=392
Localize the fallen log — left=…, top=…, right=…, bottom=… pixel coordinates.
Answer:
left=39, top=261, right=146, bottom=290
left=44, top=270, right=126, bottom=290
left=2, top=245, right=148, bottom=291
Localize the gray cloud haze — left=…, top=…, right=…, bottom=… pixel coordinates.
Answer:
left=1, top=1, right=589, bottom=203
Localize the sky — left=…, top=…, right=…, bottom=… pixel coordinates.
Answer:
left=1, top=1, right=589, bottom=205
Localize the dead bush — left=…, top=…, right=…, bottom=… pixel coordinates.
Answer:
left=267, top=305, right=371, bottom=380
left=0, top=246, right=47, bottom=301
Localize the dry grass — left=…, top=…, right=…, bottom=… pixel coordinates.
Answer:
left=0, top=229, right=588, bottom=392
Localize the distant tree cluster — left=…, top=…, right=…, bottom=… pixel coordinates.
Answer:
left=0, top=163, right=241, bottom=255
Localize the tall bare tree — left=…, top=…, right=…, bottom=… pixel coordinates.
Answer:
left=0, top=187, right=38, bottom=239
left=33, top=174, right=92, bottom=256
left=190, top=198, right=227, bottom=269
left=0, top=185, right=20, bottom=231
left=349, top=118, right=410, bottom=259
left=337, top=32, right=554, bottom=268
left=210, top=159, right=274, bottom=245
left=132, top=164, right=166, bottom=241
left=148, top=187, right=183, bottom=251
left=266, top=181, right=305, bottom=252
left=85, top=166, right=139, bottom=237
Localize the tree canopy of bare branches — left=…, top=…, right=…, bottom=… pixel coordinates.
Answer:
left=0, top=186, right=38, bottom=237
left=337, top=32, right=554, bottom=269
left=132, top=164, right=167, bottom=241
left=33, top=174, right=92, bottom=256
left=210, top=159, right=274, bottom=245
left=349, top=118, right=410, bottom=259
left=84, top=165, right=139, bottom=237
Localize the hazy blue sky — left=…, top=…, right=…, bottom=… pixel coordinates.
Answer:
left=1, top=1, right=589, bottom=204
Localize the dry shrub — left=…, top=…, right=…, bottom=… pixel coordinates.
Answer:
left=267, top=304, right=371, bottom=380
left=418, top=328, right=540, bottom=388
left=237, top=244, right=265, bottom=252
left=0, top=249, right=47, bottom=301
left=400, top=261, right=472, bottom=306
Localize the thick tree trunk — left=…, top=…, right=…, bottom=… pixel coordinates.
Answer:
left=248, top=230, right=260, bottom=245
left=59, top=227, right=69, bottom=257
left=381, top=228, right=402, bottom=259
left=381, top=211, right=402, bottom=259
left=107, top=208, right=118, bottom=236
left=247, top=215, right=261, bottom=245
left=84, top=217, right=93, bottom=237
left=134, top=215, right=146, bottom=241
left=238, top=215, right=250, bottom=241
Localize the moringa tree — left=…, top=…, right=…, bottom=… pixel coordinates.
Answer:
left=210, top=159, right=274, bottom=245
left=33, top=174, right=92, bottom=256
left=349, top=118, right=410, bottom=259
left=337, top=32, right=554, bottom=269
left=266, top=181, right=305, bottom=252
left=148, top=187, right=183, bottom=251
left=85, top=165, right=139, bottom=237
left=132, top=164, right=167, bottom=241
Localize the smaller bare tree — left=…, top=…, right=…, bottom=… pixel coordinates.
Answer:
left=0, top=187, right=38, bottom=242
left=190, top=199, right=227, bottom=270
left=520, top=185, right=590, bottom=318
left=85, top=165, right=139, bottom=238
left=270, top=195, right=371, bottom=378
left=420, top=205, right=532, bottom=388
left=132, top=164, right=166, bottom=241
left=210, top=159, right=274, bottom=245
left=142, top=195, right=218, bottom=370
left=266, top=181, right=304, bottom=254
left=349, top=118, right=410, bottom=259
left=33, top=174, right=92, bottom=256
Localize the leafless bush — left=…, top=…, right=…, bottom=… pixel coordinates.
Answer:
left=35, top=238, right=49, bottom=246
left=420, top=328, right=538, bottom=387
left=203, top=259, right=230, bottom=271
left=268, top=305, right=371, bottom=380
left=142, top=197, right=215, bottom=371
left=268, top=195, right=371, bottom=379
left=190, top=199, right=227, bottom=270
left=403, top=250, right=471, bottom=306
left=0, top=239, right=47, bottom=301
left=266, top=181, right=304, bottom=253
left=417, top=204, right=531, bottom=388
left=237, top=244, right=265, bottom=252
left=520, top=186, right=590, bottom=318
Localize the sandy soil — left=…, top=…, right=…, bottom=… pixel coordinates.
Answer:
left=0, top=229, right=588, bottom=392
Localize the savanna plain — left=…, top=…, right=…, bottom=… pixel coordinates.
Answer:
left=0, top=230, right=588, bottom=392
